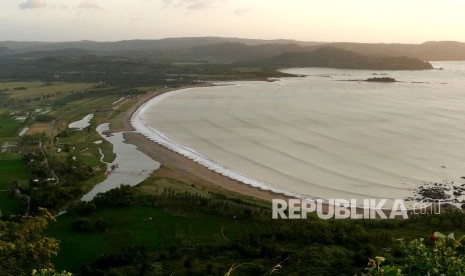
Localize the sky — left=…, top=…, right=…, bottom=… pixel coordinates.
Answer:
left=1, top=0, right=465, bottom=43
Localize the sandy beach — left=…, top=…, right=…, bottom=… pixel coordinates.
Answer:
left=130, top=63, right=465, bottom=209
left=122, top=87, right=290, bottom=202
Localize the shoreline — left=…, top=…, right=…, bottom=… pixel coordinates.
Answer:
left=122, top=86, right=291, bottom=202
left=120, top=83, right=446, bottom=213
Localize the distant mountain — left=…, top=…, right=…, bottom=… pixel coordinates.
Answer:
left=252, top=47, right=433, bottom=70
left=414, top=41, right=465, bottom=60
left=189, top=42, right=315, bottom=61
left=0, top=41, right=54, bottom=51
left=328, top=41, right=465, bottom=61
left=13, top=48, right=93, bottom=59
left=0, top=37, right=322, bottom=53
left=1, top=38, right=464, bottom=61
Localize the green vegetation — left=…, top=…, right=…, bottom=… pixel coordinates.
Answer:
left=44, top=184, right=465, bottom=275
left=362, top=233, right=465, bottom=275
left=0, top=112, right=30, bottom=213
left=0, top=157, right=29, bottom=213
left=2, top=38, right=465, bottom=61
left=0, top=115, right=22, bottom=138
left=0, top=80, right=126, bottom=215
left=0, top=39, right=461, bottom=275
left=48, top=205, right=243, bottom=272
left=0, top=82, right=95, bottom=100
left=253, top=47, right=433, bottom=70
left=0, top=209, right=60, bottom=276
left=0, top=158, right=29, bottom=189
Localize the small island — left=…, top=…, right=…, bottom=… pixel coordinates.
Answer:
left=366, top=77, right=397, bottom=82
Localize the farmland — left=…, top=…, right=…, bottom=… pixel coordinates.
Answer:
left=0, top=81, right=128, bottom=214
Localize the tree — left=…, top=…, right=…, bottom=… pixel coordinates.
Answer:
left=361, top=232, right=465, bottom=276
left=94, top=217, right=108, bottom=232
left=32, top=269, right=72, bottom=276
left=0, top=208, right=60, bottom=276
left=71, top=217, right=92, bottom=232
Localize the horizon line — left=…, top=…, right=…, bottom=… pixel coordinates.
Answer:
left=1, top=36, right=464, bottom=45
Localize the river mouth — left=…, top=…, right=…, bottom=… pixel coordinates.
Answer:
left=81, top=123, right=160, bottom=202
left=132, top=62, right=465, bottom=208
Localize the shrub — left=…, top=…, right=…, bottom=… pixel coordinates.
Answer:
left=71, top=217, right=93, bottom=232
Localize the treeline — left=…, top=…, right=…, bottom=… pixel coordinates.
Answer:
left=52, top=87, right=144, bottom=107
left=0, top=55, right=286, bottom=86
left=64, top=185, right=465, bottom=275
left=251, top=47, right=433, bottom=70
left=0, top=45, right=433, bottom=88
left=90, top=185, right=265, bottom=219
left=12, top=145, right=98, bottom=214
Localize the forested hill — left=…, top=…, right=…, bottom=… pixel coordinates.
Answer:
left=329, top=41, right=465, bottom=61
left=2, top=38, right=465, bottom=61
left=251, top=47, right=433, bottom=70
left=0, top=37, right=321, bottom=53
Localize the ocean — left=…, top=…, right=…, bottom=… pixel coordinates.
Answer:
left=133, top=61, right=465, bottom=207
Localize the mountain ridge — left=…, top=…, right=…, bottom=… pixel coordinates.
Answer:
left=247, top=47, right=433, bottom=70
left=1, top=37, right=464, bottom=61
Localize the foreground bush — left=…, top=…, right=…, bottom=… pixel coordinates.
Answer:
left=362, top=232, right=465, bottom=275
left=0, top=209, right=59, bottom=275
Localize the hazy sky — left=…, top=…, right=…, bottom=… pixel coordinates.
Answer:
left=1, top=0, right=464, bottom=43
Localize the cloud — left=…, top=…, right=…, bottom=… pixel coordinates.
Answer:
left=162, top=0, right=226, bottom=10
left=19, top=0, right=47, bottom=10
left=77, top=0, right=101, bottom=9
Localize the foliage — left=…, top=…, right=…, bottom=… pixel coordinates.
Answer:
left=400, top=233, right=465, bottom=275
left=362, top=232, right=465, bottom=276
left=0, top=158, right=29, bottom=190
left=69, top=201, right=96, bottom=215
left=251, top=47, right=433, bottom=70
left=0, top=55, right=284, bottom=87
left=361, top=256, right=401, bottom=276
left=70, top=217, right=93, bottom=233
left=27, top=152, right=97, bottom=212
left=0, top=208, right=60, bottom=276
left=94, top=217, right=108, bottom=232
left=94, top=185, right=136, bottom=207
left=44, top=183, right=465, bottom=275
left=35, top=114, right=55, bottom=123
left=32, top=268, right=72, bottom=276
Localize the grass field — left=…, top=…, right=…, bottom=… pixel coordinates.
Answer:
left=0, top=157, right=29, bottom=213
left=48, top=206, right=243, bottom=272
left=0, top=111, right=29, bottom=213
left=56, top=127, right=115, bottom=165
left=0, top=115, right=22, bottom=139
left=0, top=158, right=29, bottom=189
left=0, top=192, right=23, bottom=214
left=0, top=82, right=96, bottom=100
left=55, top=94, right=119, bottom=123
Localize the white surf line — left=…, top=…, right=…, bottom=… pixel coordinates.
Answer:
left=131, top=87, right=323, bottom=202
left=131, top=86, right=428, bottom=211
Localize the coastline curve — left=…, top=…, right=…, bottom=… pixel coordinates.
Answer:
left=130, top=86, right=312, bottom=201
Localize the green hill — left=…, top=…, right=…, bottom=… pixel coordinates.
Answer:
left=252, top=47, right=433, bottom=70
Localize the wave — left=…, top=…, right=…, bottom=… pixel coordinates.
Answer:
left=130, top=86, right=327, bottom=202
left=130, top=83, right=454, bottom=210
